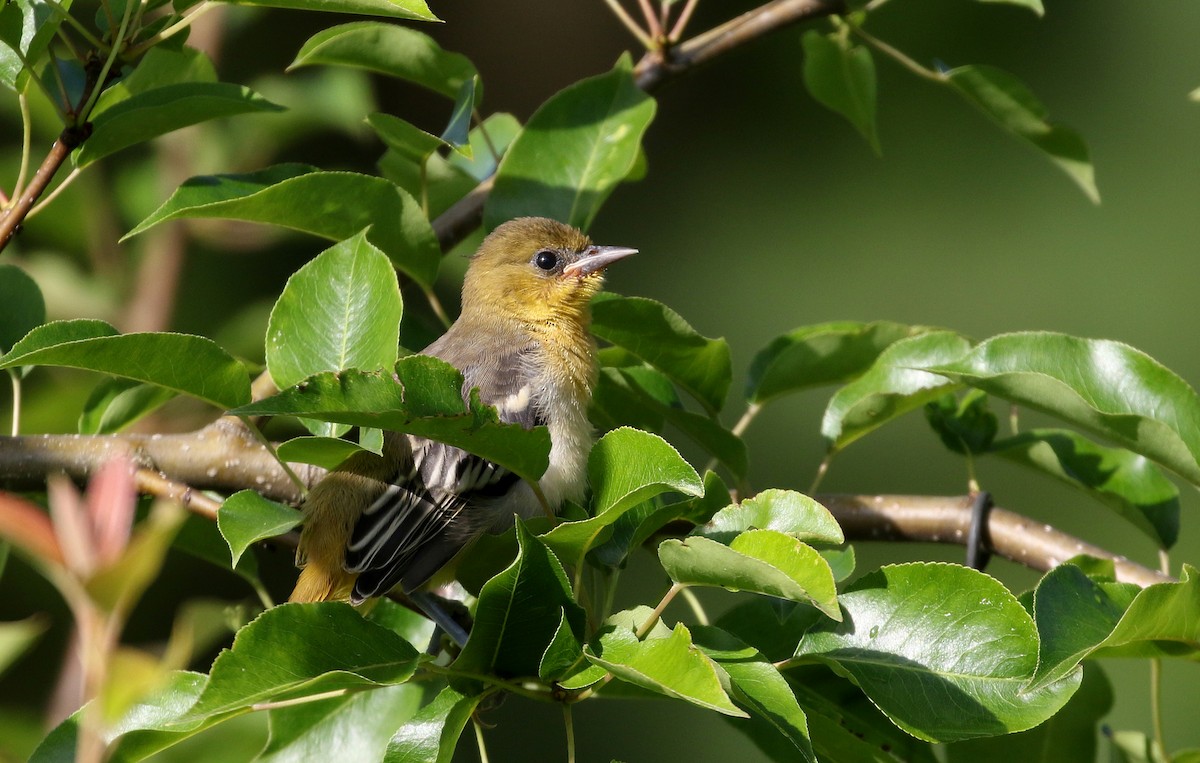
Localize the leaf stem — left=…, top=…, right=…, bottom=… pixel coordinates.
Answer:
left=808, top=454, right=830, bottom=494
left=636, top=0, right=664, bottom=42
left=474, top=719, right=491, bottom=763
left=668, top=0, right=700, bottom=42
left=678, top=585, right=708, bottom=625
left=423, top=285, right=452, bottom=329
left=563, top=704, right=576, bottom=763
left=48, top=1, right=108, bottom=52
left=603, top=0, right=655, bottom=49
left=28, top=168, right=83, bottom=219
left=851, top=26, right=944, bottom=84
left=636, top=581, right=683, bottom=638
left=8, top=371, right=21, bottom=437
left=126, top=2, right=216, bottom=57
left=1150, top=548, right=1171, bottom=758
left=422, top=663, right=554, bottom=702
left=13, top=94, right=33, bottom=203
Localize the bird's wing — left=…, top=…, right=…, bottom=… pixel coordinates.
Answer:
left=344, top=344, right=542, bottom=600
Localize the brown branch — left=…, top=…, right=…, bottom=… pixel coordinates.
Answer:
left=0, top=418, right=317, bottom=505
left=428, top=0, right=844, bottom=252
left=0, top=130, right=85, bottom=250
left=816, top=493, right=1172, bottom=587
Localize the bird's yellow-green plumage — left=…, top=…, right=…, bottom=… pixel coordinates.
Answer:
left=290, top=217, right=636, bottom=604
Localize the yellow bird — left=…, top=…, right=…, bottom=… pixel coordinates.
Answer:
left=290, top=217, right=636, bottom=612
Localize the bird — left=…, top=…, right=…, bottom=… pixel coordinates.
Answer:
left=289, top=217, right=637, bottom=622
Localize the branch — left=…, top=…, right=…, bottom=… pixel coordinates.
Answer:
left=428, top=0, right=844, bottom=251
left=0, top=129, right=87, bottom=249
left=815, top=493, right=1172, bottom=587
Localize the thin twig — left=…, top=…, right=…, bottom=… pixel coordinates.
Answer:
left=669, top=0, right=701, bottom=42
left=27, top=168, right=82, bottom=219
left=636, top=0, right=664, bottom=41
left=0, top=134, right=77, bottom=249
left=851, top=25, right=943, bottom=83
left=126, top=2, right=217, bottom=57
left=636, top=582, right=683, bottom=638
left=14, top=93, right=33, bottom=201
left=603, top=0, right=655, bottom=49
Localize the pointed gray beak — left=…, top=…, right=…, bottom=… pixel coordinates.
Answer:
left=563, top=245, right=638, bottom=277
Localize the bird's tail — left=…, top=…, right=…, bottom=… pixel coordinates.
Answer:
left=289, top=559, right=355, bottom=603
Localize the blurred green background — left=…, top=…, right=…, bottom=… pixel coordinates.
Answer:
left=2, top=0, right=1199, bottom=759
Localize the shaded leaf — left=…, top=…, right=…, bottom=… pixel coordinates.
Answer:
left=217, top=491, right=302, bottom=568
left=75, top=83, right=283, bottom=167
left=924, top=389, right=998, bottom=455
left=748, top=321, right=928, bottom=405
left=454, top=521, right=584, bottom=679
left=78, top=378, right=176, bottom=434
left=802, top=31, right=880, bottom=154
left=0, top=263, right=44, bottom=352
left=591, top=295, right=731, bottom=415
left=276, top=436, right=368, bottom=470
left=945, top=65, right=1097, bottom=202
left=258, top=683, right=422, bottom=763
left=991, top=428, right=1179, bottom=548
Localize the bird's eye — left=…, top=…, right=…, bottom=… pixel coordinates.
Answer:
left=534, top=250, right=559, bottom=271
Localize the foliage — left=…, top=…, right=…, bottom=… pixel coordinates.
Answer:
left=0, top=0, right=1198, bottom=761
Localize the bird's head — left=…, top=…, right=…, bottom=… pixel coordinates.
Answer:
left=461, top=217, right=637, bottom=326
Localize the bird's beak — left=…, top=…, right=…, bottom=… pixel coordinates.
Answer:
left=563, top=245, right=638, bottom=277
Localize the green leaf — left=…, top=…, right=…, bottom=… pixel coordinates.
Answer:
left=217, top=491, right=302, bottom=568
left=90, top=46, right=218, bottom=114
left=0, top=264, right=44, bottom=352
left=1027, top=564, right=1200, bottom=692
left=485, top=54, right=656, bottom=231
left=693, top=627, right=815, bottom=763
left=591, top=295, right=732, bottom=415
left=233, top=357, right=551, bottom=483
left=258, top=683, right=423, bottom=763
left=0, top=321, right=250, bottom=410
left=539, top=609, right=585, bottom=681
left=697, top=489, right=843, bottom=545
left=266, top=231, right=402, bottom=390
left=369, top=113, right=450, bottom=164
left=795, top=562, right=1080, bottom=742
left=584, top=426, right=702, bottom=518
left=78, top=378, right=176, bottom=434
left=212, top=0, right=437, bottom=20
left=183, top=603, right=420, bottom=721
left=384, top=687, right=483, bottom=763
left=290, top=22, right=474, bottom=98
left=821, top=331, right=970, bottom=451
left=174, top=515, right=264, bottom=590
left=924, top=332, right=1200, bottom=486
left=276, top=436, right=368, bottom=470
left=944, top=664, right=1111, bottom=763
left=30, top=671, right=215, bottom=763
left=802, top=31, right=880, bottom=154
left=0, top=615, right=45, bottom=678
left=454, top=521, right=584, bottom=679
left=747, top=321, right=929, bottom=404
left=125, top=165, right=441, bottom=289
left=0, top=0, right=66, bottom=92
left=659, top=532, right=840, bottom=619
left=75, top=83, right=283, bottom=167
left=944, top=65, right=1098, bottom=203
left=585, top=622, right=746, bottom=717
left=991, top=428, right=1179, bottom=548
